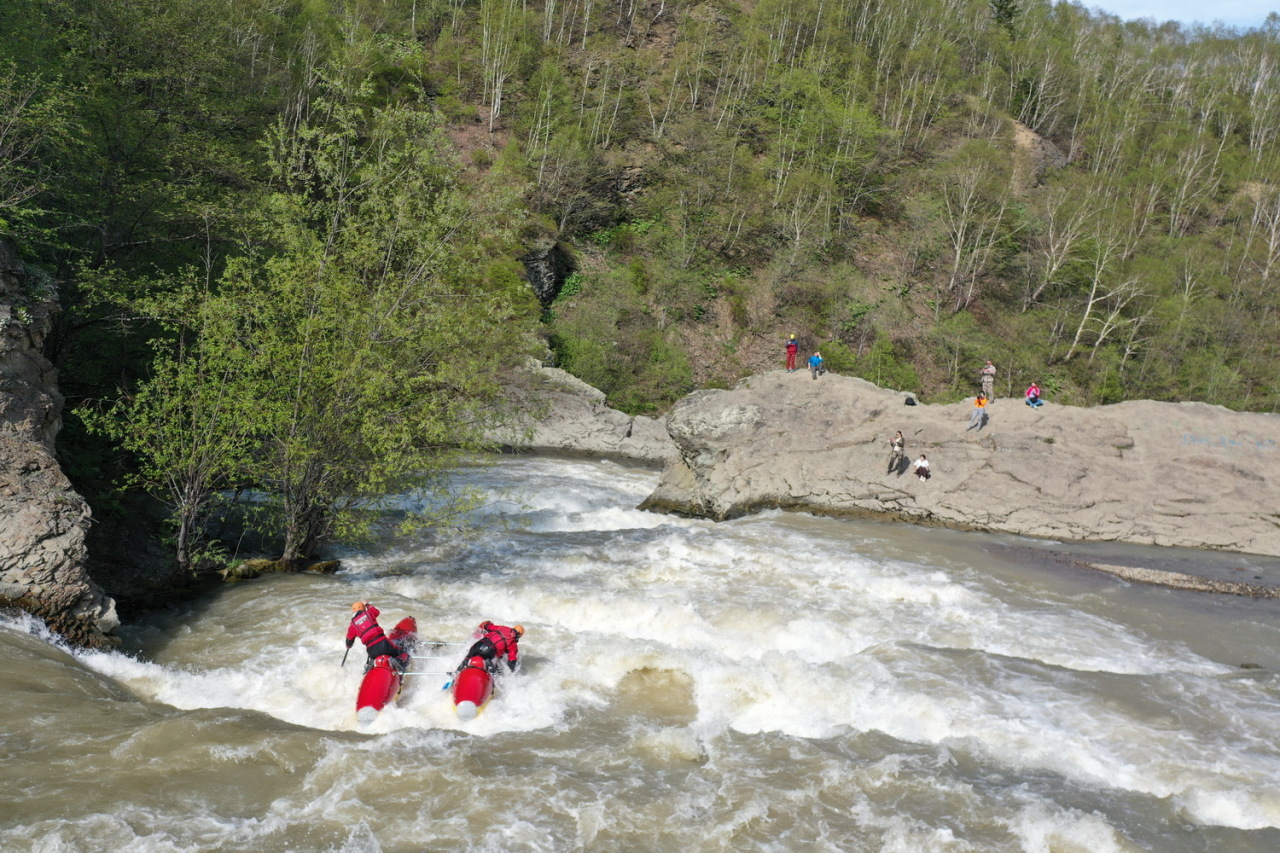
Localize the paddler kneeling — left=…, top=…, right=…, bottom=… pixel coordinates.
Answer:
left=346, top=602, right=409, bottom=671
left=458, top=621, right=524, bottom=674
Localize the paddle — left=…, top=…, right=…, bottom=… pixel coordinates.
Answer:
left=341, top=646, right=350, bottom=668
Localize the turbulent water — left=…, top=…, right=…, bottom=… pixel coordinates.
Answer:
left=3, top=457, right=1280, bottom=852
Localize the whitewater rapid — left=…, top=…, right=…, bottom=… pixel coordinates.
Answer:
left=3, top=456, right=1279, bottom=851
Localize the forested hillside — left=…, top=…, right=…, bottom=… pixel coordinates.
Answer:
left=2, top=0, right=1278, bottom=566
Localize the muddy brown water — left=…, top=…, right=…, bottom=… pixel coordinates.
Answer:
left=3, top=458, right=1279, bottom=852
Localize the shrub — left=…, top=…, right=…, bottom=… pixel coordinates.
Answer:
left=857, top=337, right=921, bottom=392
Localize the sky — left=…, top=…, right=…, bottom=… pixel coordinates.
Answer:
left=1089, top=0, right=1276, bottom=30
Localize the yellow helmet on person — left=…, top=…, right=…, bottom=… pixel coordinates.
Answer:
left=351, top=601, right=367, bottom=612
left=513, top=624, right=525, bottom=638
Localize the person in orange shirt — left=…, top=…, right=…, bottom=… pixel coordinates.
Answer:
left=967, top=394, right=989, bottom=431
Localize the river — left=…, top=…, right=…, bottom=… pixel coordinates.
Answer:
left=2, top=457, right=1279, bottom=852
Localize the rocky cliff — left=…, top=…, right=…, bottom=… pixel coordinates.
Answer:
left=487, top=365, right=677, bottom=467
left=0, top=242, right=118, bottom=646
left=637, top=371, right=1280, bottom=557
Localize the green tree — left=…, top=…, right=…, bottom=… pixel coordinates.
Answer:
left=85, top=276, right=255, bottom=573
left=0, top=62, right=77, bottom=238
left=102, top=93, right=537, bottom=568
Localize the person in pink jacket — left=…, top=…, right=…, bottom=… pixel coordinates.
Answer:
left=1025, top=382, right=1043, bottom=408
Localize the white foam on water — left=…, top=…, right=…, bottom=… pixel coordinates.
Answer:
left=1175, top=782, right=1280, bottom=831
left=631, top=726, right=705, bottom=763
left=0, top=609, right=71, bottom=647
left=1005, top=802, right=1139, bottom=853
left=35, top=456, right=1280, bottom=837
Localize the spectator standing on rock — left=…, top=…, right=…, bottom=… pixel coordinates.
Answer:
left=808, top=351, right=825, bottom=380
left=887, top=431, right=905, bottom=474
left=913, top=454, right=930, bottom=481
left=967, top=394, right=989, bottom=431
left=980, top=360, right=996, bottom=401
left=785, top=333, right=799, bottom=372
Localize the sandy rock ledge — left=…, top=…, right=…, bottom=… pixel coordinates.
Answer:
left=636, top=371, right=1280, bottom=558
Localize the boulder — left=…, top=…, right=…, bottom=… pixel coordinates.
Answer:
left=639, top=371, right=1280, bottom=557
left=488, top=365, right=677, bottom=467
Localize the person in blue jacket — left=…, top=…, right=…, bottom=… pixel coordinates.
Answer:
left=808, top=351, right=825, bottom=380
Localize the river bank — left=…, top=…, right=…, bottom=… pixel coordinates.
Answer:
left=498, top=366, right=1280, bottom=589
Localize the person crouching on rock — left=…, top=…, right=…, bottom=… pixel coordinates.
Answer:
left=460, top=621, right=524, bottom=674
left=346, top=601, right=407, bottom=670
left=808, top=351, right=825, bottom=380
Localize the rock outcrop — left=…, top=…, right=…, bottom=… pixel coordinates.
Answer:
left=521, top=237, right=575, bottom=306
left=639, top=371, right=1280, bottom=557
left=487, top=365, right=677, bottom=467
left=0, top=242, right=118, bottom=645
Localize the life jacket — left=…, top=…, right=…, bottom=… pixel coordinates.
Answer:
left=481, top=624, right=519, bottom=659
left=348, top=607, right=389, bottom=649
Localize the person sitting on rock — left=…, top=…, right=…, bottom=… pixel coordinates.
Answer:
left=1025, top=382, right=1043, bottom=408
left=914, top=454, right=931, bottom=481
left=346, top=602, right=408, bottom=670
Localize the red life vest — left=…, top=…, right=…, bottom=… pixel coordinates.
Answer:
left=348, top=606, right=389, bottom=648
left=480, top=623, right=519, bottom=660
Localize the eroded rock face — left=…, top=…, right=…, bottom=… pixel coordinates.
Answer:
left=487, top=366, right=677, bottom=467
left=639, top=371, right=1280, bottom=557
left=521, top=238, right=575, bottom=306
left=0, top=242, right=117, bottom=646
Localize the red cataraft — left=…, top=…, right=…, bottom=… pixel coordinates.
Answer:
left=451, top=655, right=494, bottom=721
left=355, top=617, right=417, bottom=725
